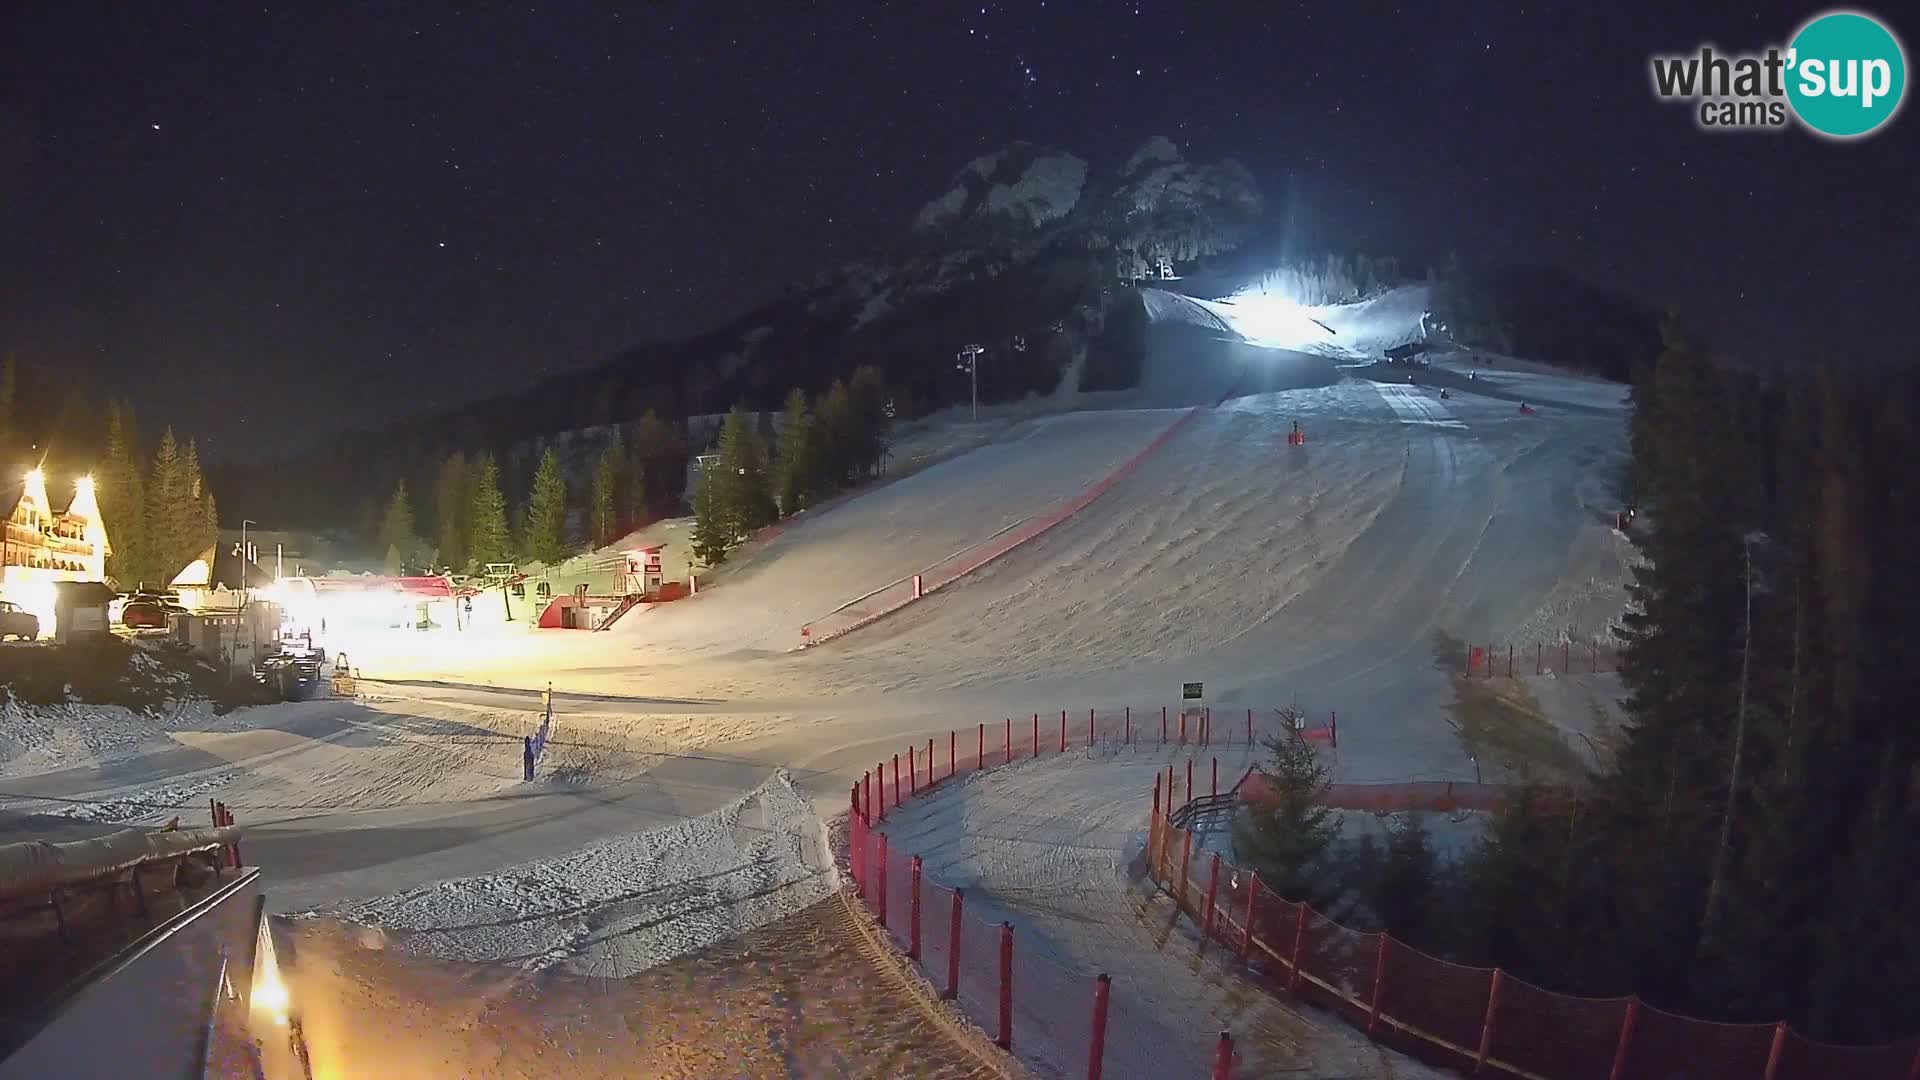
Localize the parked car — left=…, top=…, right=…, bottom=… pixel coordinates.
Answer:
left=0, top=601, right=39, bottom=641
left=121, top=598, right=171, bottom=630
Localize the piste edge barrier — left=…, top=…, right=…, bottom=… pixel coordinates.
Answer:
left=801, top=406, right=1205, bottom=648
left=1465, top=640, right=1623, bottom=678
left=1149, top=782, right=1920, bottom=1080
left=846, top=704, right=1328, bottom=1078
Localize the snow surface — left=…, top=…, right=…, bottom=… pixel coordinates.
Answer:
left=296, top=770, right=834, bottom=978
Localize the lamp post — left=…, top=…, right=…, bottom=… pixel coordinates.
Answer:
left=240, top=520, right=255, bottom=604
left=956, top=345, right=984, bottom=421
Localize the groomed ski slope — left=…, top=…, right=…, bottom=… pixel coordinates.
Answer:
left=1, top=283, right=1632, bottom=1077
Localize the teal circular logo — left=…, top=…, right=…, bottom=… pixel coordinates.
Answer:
left=1787, top=11, right=1907, bottom=138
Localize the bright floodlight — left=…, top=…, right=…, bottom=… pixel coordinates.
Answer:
left=75, top=474, right=94, bottom=494
left=24, top=468, right=43, bottom=485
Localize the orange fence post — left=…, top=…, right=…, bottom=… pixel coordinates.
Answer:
left=1089, top=706, right=1095, bottom=748
left=945, top=889, right=963, bottom=998
left=928, top=738, right=935, bottom=785
left=1187, top=759, right=1194, bottom=803
left=1125, top=705, right=1131, bottom=744
left=1608, top=998, right=1642, bottom=1080
left=997, top=922, right=1014, bottom=1049
left=1367, top=935, right=1390, bottom=1039
left=1288, top=905, right=1309, bottom=994
left=1033, top=713, right=1039, bottom=758
left=1246, top=707, right=1253, bottom=743
left=1507, top=644, right=1514, bottom=677
left=1087, top=973, right=1113, bottom=1080
left=949, top=732, right=956, bottom=778
left=1211, top=1031, right=1234, bottom=1080
left=1211, top=757, right=1219, bottom=798
left=909, top=855, right=923, bottom=960
left=893, top=754, right=901, bottom=806
left=1201, top=853, right=1222, bottom=951
left=909, top=745, right=916, bottom=795
left=978, top=723, right=984, bottom=770
left=1536, top=642, right=1543, bottom=675
left=1060, top=709, right=1067, bottom=753
left=1150, top=775, right=1162, bottom=870
left=1162, top=705, right=1168, bottom=743
left=875, top=763, right=885, bottom=820
left=1763, top=1021, right=1788, bottom=1080
left=1330, top=711, right=1338, bottom=748
left=1180, top=829, right=1194, bottom=910
left=876, top=833, right=889, bottom=928
left=1240, top=874, right=1260, bottom=967
left=1005, top=717, right=1011, bottom=764
left=1180, top=710, right=1187, bottom=744
left=1473, top=969, right=1505, bottom=1074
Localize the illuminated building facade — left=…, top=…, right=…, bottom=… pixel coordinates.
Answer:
left=1, top=469, right=111, bottom=632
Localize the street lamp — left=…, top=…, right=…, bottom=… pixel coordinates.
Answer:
left=956, top=345, right=984, bottom=421
left=240, top=520, right=256, bottom=604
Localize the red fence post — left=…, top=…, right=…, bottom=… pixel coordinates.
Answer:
left=893, top=754, right=901, bottom=805
left=876, top=833, right=890, bottom=928
left=1180, top=710, right=1188, bottom=744
left=1060, top=709, right=1067, bottom=753
left=1563, top=640, right=1570, bottom=672
left=1288, top=904, right=1309, bottom=994
left=1087, top=973, right=1113, bottom=1080
left=1151, top=775, right=1162, bottom=870
left=997, top=922, right=1014, bottom=1050
left=909, top=855, right=923, bottom=960
left=1211, top=1031, right=1234, bottom=1080
left=1089, top=706, right=1095, bottom=748
left=1187, top=759, right=1194, bottom=803
left=1125, top=706, right=1131, bottom=744
left=945, top=889, right=964, bottom=998
left=949, top=731, right=956, bottom=778
left=1162, top=705, right=1168, bottom=743
left=1367, top=934, right=1390, bottom=1039
left=1473, top=969, right=1504, bottom=1074
left=1246, top=707, right=1253, bottom=743
left=1005, top=717, right=1011, bottom=764
left=978, top=723, right=985, bottom=770
left=1536, top=643, right=1543, bottom=675
left=909, top=745, right=917, bottom=795
left=1507, top=644, right=1514, bottom=677
left=876, top=763, right=886, bottom=820
left=1240, top=873, right=1260, bottom=967
left=1201, top=853, right=1222, bottom=951
left=1211, top=757, right=1219, bottom=798
left=1032, top=713, right=1039, bottom=758
left=1907, top=1044, right=1920, bottom=1080
left=1330, top=711, right=1338, bottom=748
left=929, top=738, right=935, bottom=784
left=1608, top=998, right=1642, bottom=1080
left=1763, top=1021, right=1788, bottom=1080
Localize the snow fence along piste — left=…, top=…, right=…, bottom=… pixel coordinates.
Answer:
left=1148, top=783, right=1920, bottom=1080
left=1463, top=640, right=1624, bottom=678
left=845, top=703, right=1310, bottom=1079
left=801, top=406, right=1205, bottom=648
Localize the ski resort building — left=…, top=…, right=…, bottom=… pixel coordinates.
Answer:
left=0, top=469, right=109, bottom=634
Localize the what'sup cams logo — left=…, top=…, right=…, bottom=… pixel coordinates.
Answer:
left=1650, top=9, right=1906, bottom=138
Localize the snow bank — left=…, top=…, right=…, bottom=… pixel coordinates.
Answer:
left=298, top=770, right=833, bottom=977
left=0, top=697, right=227, bottom=778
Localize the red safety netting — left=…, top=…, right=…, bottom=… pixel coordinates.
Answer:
left=1479, top=972, right=1627, bottom=1080
left=1378, top=941, right=1495, bottom=1062
left=1773, top=1029, right=1920, bottom=1080
left=1619, top=1001, right=1774, bottom=1078
left=1294, top=910, right=1381, bottom=1028
left=1464, top=639, right=1624, bottom=678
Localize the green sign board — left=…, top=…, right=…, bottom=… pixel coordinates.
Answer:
left=1182, top=682, right=1204, bottom=701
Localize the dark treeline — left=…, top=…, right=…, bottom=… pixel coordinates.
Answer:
left=1239, top=322, right=1918, bottom=1044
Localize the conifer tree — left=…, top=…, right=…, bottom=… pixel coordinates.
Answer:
left=1232, top=734, right=1339, bottom=902
left=522, top=447, right=569, bottom=565
left=714, top=408, right=775, bottom=538
left=378, top=480, right=418, bottom=573
left=689, top=459, right=731, bottom=566
left=100, top=401, right=149, bottom=586
left=774, top=388, right=813, bottom=516
left=432, top=451, right=469, bottom=572
left=590, top=431, right=624, bottom=546
left=466, top=453, right=512, bottom=569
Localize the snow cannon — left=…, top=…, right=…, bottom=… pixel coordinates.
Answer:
left=1287, top=421, right=1306, bottom=446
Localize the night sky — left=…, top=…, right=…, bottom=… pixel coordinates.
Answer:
left=2, top=2, right=1911, bottom=455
